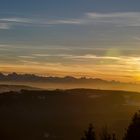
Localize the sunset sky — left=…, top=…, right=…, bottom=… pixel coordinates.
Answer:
left=0, top=0, right=140, bottom=82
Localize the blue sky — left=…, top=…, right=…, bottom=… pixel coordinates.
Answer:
left=0, top=0, right=140, bottom=45
left=0, top=0, right=140, bottom=82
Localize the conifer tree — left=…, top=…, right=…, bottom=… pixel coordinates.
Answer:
left=124, top=111, right=140, bottom=140
left=81, top=124, right=96, bottom=140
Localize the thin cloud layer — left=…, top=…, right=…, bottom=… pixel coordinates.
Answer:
left=1, top=12, right=140, bottom=29
left=0, top=23, right=11, bottom=29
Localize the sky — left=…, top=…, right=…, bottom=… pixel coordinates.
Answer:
left=1, top=0, right=140, bottom=82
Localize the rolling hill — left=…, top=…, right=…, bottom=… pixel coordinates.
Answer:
left=0, top=84, right=40, bottom=93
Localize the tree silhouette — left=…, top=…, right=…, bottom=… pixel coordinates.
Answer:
left=81, top=124, right=96, bottom=140
left=124, top=111, right=140, bottom=140
left=100, top=127, right=111, bottom=140
left=100, top=127, right=117, bottom=140
left=112, top=133, right=117, bottom=140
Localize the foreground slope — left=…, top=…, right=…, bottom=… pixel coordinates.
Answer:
left=0, top=89, right=140, bottom=140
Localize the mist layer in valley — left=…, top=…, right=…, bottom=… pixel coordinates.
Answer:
left=0, top=72, right=140, bottom=92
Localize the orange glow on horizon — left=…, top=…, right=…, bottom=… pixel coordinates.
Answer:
left=0, top=63, right=138, bottom=83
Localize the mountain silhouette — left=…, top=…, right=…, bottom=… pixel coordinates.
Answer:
left=0, top=72, right=126, bottom=83
left=0, top=72, right=139, bottom=92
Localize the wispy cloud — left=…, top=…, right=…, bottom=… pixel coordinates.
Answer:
left=0, top=17, right=31, bottom=23
left=1, top=12, right=140, bottom=29
left=67, top=54, right=121, bottom=60
left=0, top=23, right=11, bottom=29
left=0, top=17, right=82, bottom=29
left=18, top=56, right=35, bottom=59
left=86, top=12, right=140, bottom=18
left=33, top=53, right=73, bottom=57
left=33, top=54, right=52, bottom=57
left=47, top=19, right=82, bottom=25
left=0, top=17, right=31, bottom=29
left=85, top=12, right=140, bottom=27
left=20, top=60, right=40, bottom=65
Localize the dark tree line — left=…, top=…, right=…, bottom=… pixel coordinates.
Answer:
left=81, top=111, right=140, bottom=140
left=81, top=124, right=117, bottom=140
